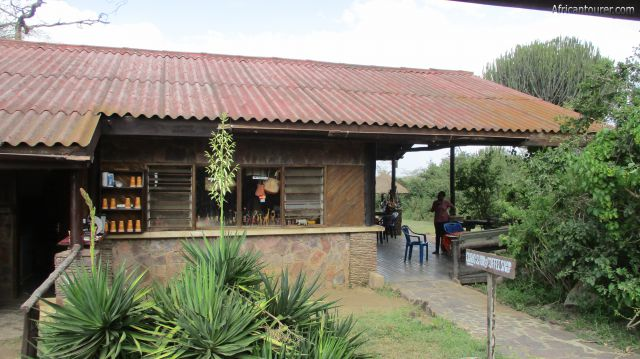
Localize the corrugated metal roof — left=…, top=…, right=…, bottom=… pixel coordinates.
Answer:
left=0, top=39, right=579, bottom=147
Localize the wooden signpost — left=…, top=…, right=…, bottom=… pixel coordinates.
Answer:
left=465, top=249, right=516, bottom=359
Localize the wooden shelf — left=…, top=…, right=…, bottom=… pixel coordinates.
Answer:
left=101, top=208, right=143, bottom=212
left=100, top=169, right=147, bottom=233
left=102, top=186, right=144, bottom=190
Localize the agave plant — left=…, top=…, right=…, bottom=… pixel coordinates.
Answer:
left=38, top=264, right=152, bottom=359
left=260, top=270, right=336, bottom=328
left=182, top=233, right=263, bottom=290
left=295, top=313, right=369, bottom=359
left=149, top=262, right=265, bottom=358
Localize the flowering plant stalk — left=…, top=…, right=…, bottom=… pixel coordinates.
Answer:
left=205, top=112, right=238, bottom=239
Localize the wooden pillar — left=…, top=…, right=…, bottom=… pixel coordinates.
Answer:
left=21, top=307, right=39, bottom=357
left=449, top=146, right=456, bottom=214
left=69, top=170, right=87, bottom=247
left=487, top=273, right=497, bottom=359
left=364, top=143, right=376, bottom=226
left=390, top=159, right=397, bottom=202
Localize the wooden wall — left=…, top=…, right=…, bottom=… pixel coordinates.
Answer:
left=325, top=165, right=365, bottom=226
left=100, top=137, right=365, bottom=166
left=99, top=136, right=368, bottom=227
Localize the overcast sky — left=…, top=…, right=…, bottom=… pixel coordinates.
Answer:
left=29, top=0, right=640, bottom=175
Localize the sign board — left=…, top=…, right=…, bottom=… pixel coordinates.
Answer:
left=465, top=249, right=516, bottom=279
left=465, top=249, right=517, bottom=359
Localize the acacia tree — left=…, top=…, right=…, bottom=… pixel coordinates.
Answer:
left=0, top=0, right=111, bottom=40
left=483, top=37, right=605, bottom=106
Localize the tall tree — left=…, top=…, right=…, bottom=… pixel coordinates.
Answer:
left=483, top=37, right=605, bottom=106
left=0, top=0, right=112, bottom=40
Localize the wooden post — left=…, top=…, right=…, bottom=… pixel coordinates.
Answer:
left=390, top=159, right=397, bottom=202
left=69, top=170, right=82, bottom=247
left=21, top=307, right=39, bottom=357
left=487, top=273, right=497, bottom=359
left=364, top=143, right=376, bottom=226
left=449, top=146, right=456, bottom=214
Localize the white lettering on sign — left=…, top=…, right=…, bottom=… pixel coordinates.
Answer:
left=466, top=251, right=513, bottom=275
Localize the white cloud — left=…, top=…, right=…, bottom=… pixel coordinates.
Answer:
left=33, top=0, right=639, bottom=74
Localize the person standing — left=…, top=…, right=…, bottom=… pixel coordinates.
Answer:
left=430, top=191, right=454, bottom=254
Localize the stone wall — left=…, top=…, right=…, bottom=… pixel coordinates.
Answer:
left=101, top=232, right=377, bottom=288
left=348, top=232, right=377, bottom=286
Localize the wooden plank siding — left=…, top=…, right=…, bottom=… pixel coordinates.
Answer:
left=325, top=165, right=365, bottom=226
left=100, top=136, right=368, bottom=229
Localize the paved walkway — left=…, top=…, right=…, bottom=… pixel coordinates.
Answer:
left=377, top=235, right=639, bottom=359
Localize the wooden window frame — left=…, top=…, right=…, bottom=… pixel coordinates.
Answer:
left=144, top=163, right=328, bottom=231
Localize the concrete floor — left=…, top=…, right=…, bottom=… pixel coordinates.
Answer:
left=377, top=235, right=640, bottom=359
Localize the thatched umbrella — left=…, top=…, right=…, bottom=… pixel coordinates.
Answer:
left=375, top=171, right=409, bottom=194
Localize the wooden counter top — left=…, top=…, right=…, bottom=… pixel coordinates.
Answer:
left=106, top=225, right=383, bottom=240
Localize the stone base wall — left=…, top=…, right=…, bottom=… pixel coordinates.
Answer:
left=348, top=232, right=377, bottom=286
left=101, top=231, right=377, bottom=288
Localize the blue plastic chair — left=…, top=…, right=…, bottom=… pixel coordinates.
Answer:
left=401, top=225, right=428, bottom=264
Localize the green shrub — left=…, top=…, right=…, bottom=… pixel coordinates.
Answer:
left=182, top=233, right=263, bottom=290
left=38, top=264, right=152, bottom=359
left=295, top=314, right=368, bottom=359
left=260, top=270, right=335, bottom=328
left=150, top=262, right=264, bottom=358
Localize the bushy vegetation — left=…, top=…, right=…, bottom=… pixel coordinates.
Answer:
left=483, top=36, right=604, bottom=106
left=400, top=148, right=526, bottom=222
left=38, top=264, right=153, bottom=359
left=402, top=46, right=640, bottom=336
left=506, top=49, right=640, bottom=330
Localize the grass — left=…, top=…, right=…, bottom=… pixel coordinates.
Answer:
left=352, top=306, right=507, bottom=359
left=471, top=279, right=640, bottom=354
left=402, top=219, right=435, bottom=235
left=374, top=285, right=401, bottom=298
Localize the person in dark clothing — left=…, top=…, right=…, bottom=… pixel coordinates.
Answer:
left=430, top=191, right=454, bottom=254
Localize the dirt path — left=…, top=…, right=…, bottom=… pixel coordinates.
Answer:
left=0, top=301, right=22, bottom=359
left=395, top=279, right=640, bottom=359
left=319, top=286, right=411, bottom=316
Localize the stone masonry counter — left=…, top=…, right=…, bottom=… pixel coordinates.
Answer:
left=103, top=227, right=380, bottom=287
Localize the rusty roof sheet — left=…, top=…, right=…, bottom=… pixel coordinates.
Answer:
left=0, top=39, right=579, bottom=147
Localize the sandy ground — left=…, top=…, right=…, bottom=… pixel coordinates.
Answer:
left=319, top=286, right=409, bottom=316
left=0, top=301, right=22, bottom=359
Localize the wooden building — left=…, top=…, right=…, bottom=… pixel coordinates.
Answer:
left=0, top=39, right=577, bottom=300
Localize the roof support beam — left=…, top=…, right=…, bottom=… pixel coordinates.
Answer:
left=104, top=116, right=562, bottom=147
